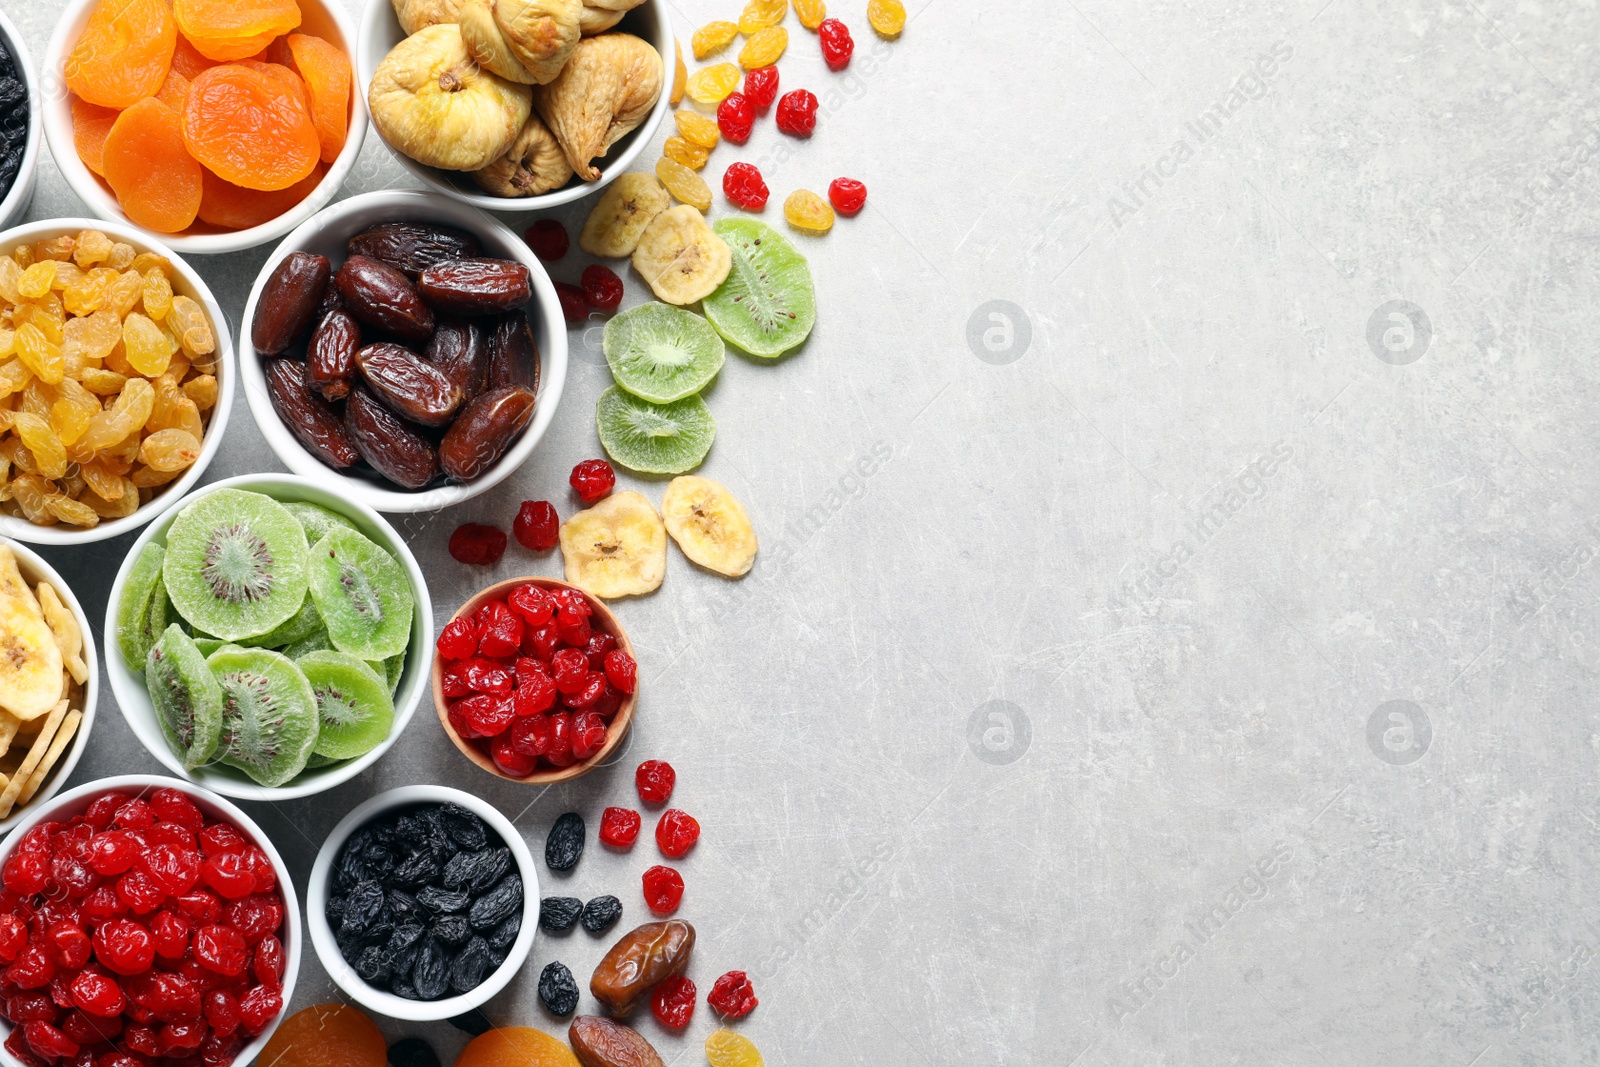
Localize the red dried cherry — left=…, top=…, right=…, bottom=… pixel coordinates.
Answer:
left=599, top=807, right=641, bottom=848
left=226, top=895, right=282, bottom=945
left=583, top=632, right=616, bottom=668
left=650, top=973, right=696, bottom=1029
left=508, top=583, right=555, bottom=626
left=45, top=921, right=91, bottom=970
left=723, top=163, right=770, bottom=211
left=456, top=694, right=515, bottom=738
left=554, top=605, right=591, bottom=648
left=524, top=219, right=569, bottom=261
left=3, top=851, right=48, bottom=896
left=775, top=89, right=819, bottom=137
left=149, top=789, right=203, bottom=833
left=172, top=890, right=222, bottom=926
left=655, top=809, right=700, bottom=857
left=253, top=936, right=284, bottom=989
left=92, top=919, right=153, bottom=976
left=461, top=657, right=512, bottom=695
left=512, top=671, right=557, bottom=718
left=203, top=990, right=240, bottom=1037
left=491, top=734, right=538, bottom=777
left=513, top=500, right=560, bottom=551
left=569, top=459, right=615, bottom=503
left=641, top=865, right=684, bottom=915
left=570, top=712, right=607, bottom=760
left=635, top=759, right=676, bottom=804
left=580, top=265, right=624, bottom=312
left=477, top=600, right=523, bottom=658
left=707, top=970, right=759, bottom=1018
left=829, top=177, right=867, bottom=216
left=717, top=92, right=755, bottom=144
left=449, top=523, right=507, bottom=566
left=555, top=282, right=588, bottom=323
left=140, top=972, right=201, bottom=1024
left=551, top=648, right=589, bottom=692
left=143, top=844, right=201, bottom=896
left=544, top=713, right=575, bottom=767
left=602, top=649, right=636, bottom=694
left=85, top=793, right=127, bottom=830
left=199, top=854, right=255, bottom=900
left=159, top=1018, right=204, bottom=1052
left=237, top=985, right=281, bottom=1035
left=0, top=914, right=26, bottom=962
left=115, top=870, right=166, bottom=914
left=744, top=65, right=779, bottom=111
left=151, top=910, right=189, bottom=958
left=7, top=993, right=57, bottom=1023
left=69, top=971, right=125, bottom=1018
left=194, top=926, right=247, bottom=977
left=113, top=799, right=153, bottom=832
left=436, top=615, right=480, bottom=661
left=818, top=18, right=853, bottom=69
left=508, top=713, right=553, bottom=759
left=22, top=1019, right=77, bottom=1059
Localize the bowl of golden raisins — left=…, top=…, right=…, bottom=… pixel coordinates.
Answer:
left=0, top=219, right=233, bottom=545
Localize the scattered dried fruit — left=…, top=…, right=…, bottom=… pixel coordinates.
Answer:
left=525, top=219, right=570, bottom=261
left=868, top=0, right=906, bottom=38
left=692, top=21, right=740, bottom=60
left=716, top=92, right=755, bottom=145
left=783, top=188, right=835, bottom=234
left=818, top=17, right=854, bottom=69
left=775, top=88, right=818, bottom=137
left=589, top=919, right=694, bottom=1016
left=829, top=176, right=868, bottom=216
left=514, top=500, right=560, bottom=551
left=739, top=26, right=787, bottom=70
left=650, top=974, right=695, bottom=1028
left=743, top=65, right=779, bottom=111
left=451, top=523, right=508, bottom=565
left=707, top=971, right=758, bottom=1019
left=685, top=62, right=741, bottom=105
left=723, top=162, right=770, bottom=211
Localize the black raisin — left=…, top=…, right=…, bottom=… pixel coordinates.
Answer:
left=538, top=961, right=579, bottom=1016
left=487, top=911, right=521, bottom=951
left=580, top=895, right=623, bottom=934
left=539, top=896, right=582, bottom=933
left=432, top=913, right=471, bottom=946
left=439, top=803, right=489, bottom=851
left=416, top=885, right=470, bottom=914
left=393, top=850, right=442, bottom=888
left=342, top=881, right=386, bottom=936
left=469, top=874, right=523, bottom=931
left=448, top=1008, right=493, bottom=1036
left=355, top=944, right=392, bottom=983
left=324, top=895, right=347, bottom=927
left=389, top=925, right=426, bottom=984
left=443, top=847, right=510, bottom=893
left=413, top=937, right=450, bottom=1000
left=388, top=1038, right=440, bottom=1067
left=388, top=889, right=422, bottom=921
left=390, top=978, right=419, bottom=1000
left=545, top=813, right=585, bottom=871
left=449, top=936, right=495, bottom=993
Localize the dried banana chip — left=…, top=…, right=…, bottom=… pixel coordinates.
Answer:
left=36, top=582, right=87, bottom=685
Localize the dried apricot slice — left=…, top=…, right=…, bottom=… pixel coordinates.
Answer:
left=154, top=68, right=192, bottom=110
left=70, top=98, right=120, bottom=177
left=238, top=60, right=311, bottom=113
left=103, top=99, right=204, bottom=234
left=183, top=27, right=279, bottom=63
left=197, top=161, right=326, bottom=230
left=169, top=34, right=219, bottom=79
left=64, top=0, right=177, bottom=109
left=182, top=64, right=319, bottom=192
left=285, top=34, right=351, bottom=164
left=172, top=0, right=301, bottom=61
left=259, top=1005, right=385, bottom=1067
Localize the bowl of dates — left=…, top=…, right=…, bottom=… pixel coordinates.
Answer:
left=238, top=188, right=567, bottom=513
left=433, top=577, right=638, bottom=785
left=306, top=785, right=538, bottom=1020
left=0, top=775, right=301, bottom=1067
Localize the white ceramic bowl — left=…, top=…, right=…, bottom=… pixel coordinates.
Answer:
left=0, top=217, right=235, bottom=546
left=104, top=473, right=434, bottom=801
left=238, top=188, right=568, bottom=513
left=41, top=0, right=368, bottom=255
left=307, top=784, right=539, bottom=1020
left=0, top=775, right=301, bottom=1067
left=0, top=539, right=97, bottom=837
left=358, top=0, right=673, bottom=211
left=0, top=11, right=42, bottom=232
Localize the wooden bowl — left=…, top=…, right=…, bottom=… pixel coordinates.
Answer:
left=433, top=578, right=637, bottom=785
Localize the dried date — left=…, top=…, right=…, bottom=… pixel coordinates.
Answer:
left=253, top=251, right=330, bottom=355
left=345, top=385, right=440, bottom=489
left=589, top=921, right=695, bottom=1017
left=426, top=319, right=491, bottom=404
left=336, top=254, right=436, bottom=344
left=265, top=357, right=360, bottom=469
left=417, top=259, right=533, bottom=316
left=356, top=342, right=463, bottom=427
left=488, top=310, right=541, bottom=392
left=568, top=1016, right=666, bottom=1067
left=307, top=306, right=361, bottom=401
left=439, top=386, right=537, bottom=482
left=348, top=222, right=483, bottom=279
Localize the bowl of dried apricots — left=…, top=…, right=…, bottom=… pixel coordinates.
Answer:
left=42, top=0, right=368, bottom=255
left=0, top=219, right=234, bottom=545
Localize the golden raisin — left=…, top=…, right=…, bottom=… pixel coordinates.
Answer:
left=15, top=324, right=65, bottom=385
left=656, top=157, right=713, bottom=212
left=73, top=230, right=114, bottom=269
left=675, top=110, right=720, bottom=149
left=18, top=262, right=55, bottom=300
left=182, top=374, right=218, bottom=410
left=686, top=63, right=741, bottom=105
left=738, top=0, right=787, bottom=33
left=168, top=296, right=215, bottom=361
left=705, top=1030, right=764, bottom=1067
left=122, top=313, right=173, bottom=377
left=692, top=20, right=739, bottom=59
left=138, top=428, right=201, bottom=472
left=792, top=0, right=826, bottom=29
left=107, top=243, right=136, bottom=271
left=142, top=270, right=174, bottom=321
left=784, top=188, right=835, bottom=234
left=739, top=26, right=787, bottom=69
left=867, top=0, right=906, bottom=37
left=662, top=136, right=709, bottom=170
left=45, top=495, right=100, bottom=527
left=13, top=414, right=67, bottom=480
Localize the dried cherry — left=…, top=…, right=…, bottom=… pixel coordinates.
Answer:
left=650, top=974, right=696, bottom=1028
left=513, top=500, right=560, bottom=551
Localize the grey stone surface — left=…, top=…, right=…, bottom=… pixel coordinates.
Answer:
left=6, top=0, right=1600, bottom=1063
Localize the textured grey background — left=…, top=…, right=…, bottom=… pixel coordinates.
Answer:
left=7, top=0, right=1600, bottom=1063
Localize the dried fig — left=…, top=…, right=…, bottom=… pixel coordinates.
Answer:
left=578, top=2, right=641, bottom=36
left=346, top=385, right=441, bottom=489
left=473, top=111, right=574, bottom=196
left=392, top=0, right=468, bottom=35
left=534, top=34, right=663, bottom=181
left=460, top=0, right=580, bottom=85
left=368, top=24, right=531, bottom=171
left=427, top=319, right=492, bottom=402
left=439, top=385, right=536, bottom=481
left=265, top=358, right=360, bottom=469
left=568, top=1017, right=665, bottom=1067
left=589, top=920, right=694, bottom=1016
left=356, top=342, right=464, bottom=427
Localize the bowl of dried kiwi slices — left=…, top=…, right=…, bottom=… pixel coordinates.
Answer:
left=103, top=473, right=433, bottom=801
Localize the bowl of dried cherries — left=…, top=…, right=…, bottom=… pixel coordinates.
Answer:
left=432, top=577, right=638, bottom=785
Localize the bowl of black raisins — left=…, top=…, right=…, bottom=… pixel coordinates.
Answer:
left=306, top=785, right=538, bottom=1020
left=0, top=10, right=40, bottom=232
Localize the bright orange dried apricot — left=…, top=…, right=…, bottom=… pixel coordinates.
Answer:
left=64, top=0, right=177, bottom=109
left=70, top=98, right=120, bottom=177
left=169, top=35, right=219, bottom=80
left=285, top=34, right=350, bottom=164
left=182, top=64, right=319, bottom=192
left=258, top=1004, right=385, bottom=1067
left=172, top=0, right=301, bottom=62
left=196, top=161, right=325, bottom=230
left=238, top=60, right=311, bottom=113
left=183, top=28, right=278, bottom=63
left=154, top=68, right=191, bottom=110
left=103, top=99, right=204, bottom=234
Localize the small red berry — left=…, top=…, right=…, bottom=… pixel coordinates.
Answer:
left=507, top=583, right=555, bottom=626
left=254, top=934, right=285, bottom=988
left=603, top=649, right=636, bottom=694
left=598, top=807, right=641, bottom=848
left=92, top=919, right=153, bottom=976
left=829, top=177, right=868, bottom=216
left=818, top=18, right=854, bottom=70
left=655, top=809, right=700, bottom=857
left=641, top=865, right=684, bottom=915
left=194, top=925, right=247, bottom=977
left=554, top=281, right=589, bottom=323
left=775, top=89, right=819, bottom=138
left=449, top=523, right=507, bottom=566
left=722, top=163, right=769, bottom=211
left=636, top=759, right=676, bottom=804
left=707, top=970, right=759, bottom=1019
left=22, top=1019, right=78, bottom=1059
left=717, top=91, right=755, bottom=144
left=491, top=733, right=538, bottom=777
left=650, top=974, right=696, bottom=1029
left=744, top=65, right=779, bottom=111
left=580, top=264, right=624, bottom=312
left=68, top=971, right=124, bottom=1018
left=436, top=615, right=480, bottom=661
left=237, top=985, right=282, bottom=1035
left=524, top=219, right=569, bottom=261
left=570, top=712, right=607, bottom=760
left=569, top=459, right=616, bottom=503
left=543, top=712, right=575, bottom=768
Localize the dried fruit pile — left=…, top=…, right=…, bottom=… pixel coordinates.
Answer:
left=64, top=0, right=351, bottom=234
left=0, top=787, right=288, bottom=1066
left=0, top=229, right=218, bottom=528
left=436, top=581, right=635, bottom=777
left=115, top=488, right=411, bottom=788
left=325, top=801, right=523, bottom=1001
left=253, top=222, right=541, bottom=490
left=369, top=0, right=664, bottom=198
left=0, top=37, right=26, bottom=204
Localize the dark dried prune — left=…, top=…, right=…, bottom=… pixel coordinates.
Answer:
left=545, top=813, right=585, bottom=872
left=417, top=258, right=533, bottom=316
left=253, top=251, right=330, bottom=354
left=568, top=1016, right=665, bottom=1067
left=415, top=885, right=469, bottom=914
left=448, top=1008, right=493, bottom=1036
left=413, top=937, right=450, bottom=1000
left=589, top=921, right=696, bottom=1017
left=346, top=385, right=440, bottom=490
left=539, top=961, right=580, bottom=1017
left=307, top=306, right=361, bottom=401
left=266, top=358, right=360, bottom=469
left=439, top=804, right=489, bottom=852
left=387, top=1037, right=440, bottom=1067
left=356, top=342, right=464, bottom=427
left=342, top=880, right=386, bottom=936
left=432, top=913, right=470, bottom=946
left=487, top=911, right=521, bottom=951
left=449, top=936, right=496, bottom=993
left=469, top=874, right=523, bottom=931
left=336, top=254, right=436, bottom=344
left=439, top=385, right=538, bottom=483
left=392, top=850, right=442, bottom=888
left=444, top=847, right=511, bottom=894
left=426, top=319, right=491, bottom=405
left=581, top=896, right=622, bottom=934
left=488, top=310, right=541, bottom=392
left=540, top=896, right=583, bottom=933
left=348, top=222, right=482, bottom=279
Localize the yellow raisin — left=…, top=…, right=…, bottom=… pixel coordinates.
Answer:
left=18, top=262, right=55, bottom=300
left=32, top=295, right=65, bottom=344
left=705, top=1029, right=764, bottom=1067
left=46, top=494, right=98, bottom=526
left=168, top=297, right=215, bottom=361
left=131, top=252, right=172, bottom=277
left=48, top=262, right=84, bottom=292
left=0, top=329, right=12, bottom=358
left=84, top=476, right=139, bottom=518
left=106, top=242, right=136, bottom=271
left=142, top=271, right=174, bottom=321
left=686, top=63, right=741, bottom=105
left=81, top=368, right=127, bottom=396
left=692, top=20, right=740, bottom=59
left=739, top=25, right=787, bottom=68
left=63, top=271, right=110, bottom=317
left=183, top=374, right=218, bottom=411
left=1, top=436, right=35, bottom=476
left=13, top=414, right=67, bottom=480
left=104, top=341, right=134, bottom=377
left=51, top=383, right=99, bottom=446
left=73, top=230, right=113, bottom=269
left=738, top=0, right=786, bottom=33
left=20, top=380, right=54, bottom=422
left=106, top=270, right=144, bottom=318
left=0, top=359, right=30, bottom=398
left=77, top=378, right=154, bottom=454
left=138, top=428, right=201, bottom=472
left=0, top=257, right=19, bottom=303
left=656, top=157, right=712, bottom=212
left=80, top=458, right=124, bottom=502
left=675, top=110, right=720, bottom=149
left=784, top=188, right=835, bottom=234
left=15, top=324, right=65, bottom=385
left=63, top=309, right=122, bottom=364
left=867, top=0, right=905, bottom=36
left=10, top=473, right=53, bottom=524
left=12, top=244, right=31, bottom=268
left=122, top=314, right=172, bottom=377
left=107, top=428, right=143, bottom=466
left=662, top=136, right=709, bottom=170
left=131, top=464, right=182, bottom=488
left=671, top=40, right=686, bottom=106
left=32, top=237, right=75, bottom=263
left=792, top=0, right=825, bottom=29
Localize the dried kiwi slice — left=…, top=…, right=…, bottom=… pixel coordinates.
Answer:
left=207, top=645, right=318, bottom=788
left=595, top=386, right=715, bottom=475
left=282, top=501, right=359, bottom=545
left=117, top=542, right=167, bottom=673
left=307, top=527, right=414, bottom=661
left=297, top=651, right=394, bottom=761
left=382, top=653, right=405, bottom=697
left=146, top=624, right=223, bottom=771
left=703, top=218, right=816, bottom=358
left=163, top=489, right=310, bottom=642
left=603, top=302, right=725, bottom=403
left=236, top=593, right=322, bottom=649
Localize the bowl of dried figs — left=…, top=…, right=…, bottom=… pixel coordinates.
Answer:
left=357, top=0, right=673, bottom=210
left=238, top=188, right=567, bottom=513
